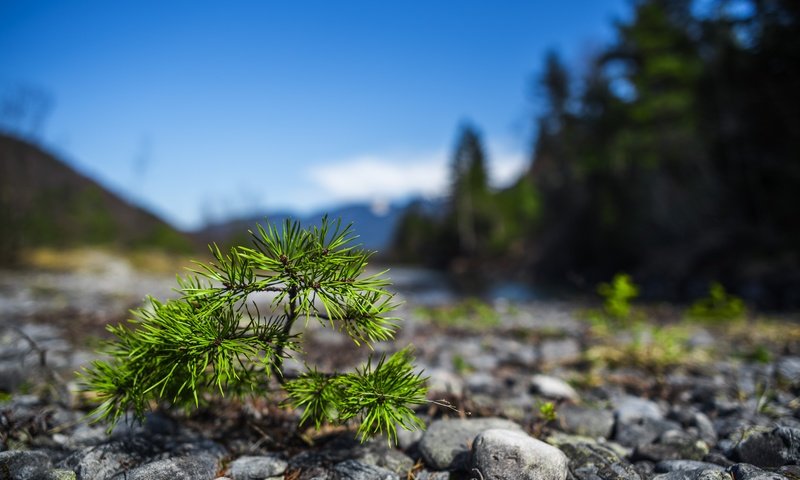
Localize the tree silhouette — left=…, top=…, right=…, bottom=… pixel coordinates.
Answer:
left=450, top=124, right=489, bottom=256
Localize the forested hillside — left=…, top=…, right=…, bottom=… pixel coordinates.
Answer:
left=0, top=133, right=193, bottom=264
left=391, top=0, right=800, bottom=308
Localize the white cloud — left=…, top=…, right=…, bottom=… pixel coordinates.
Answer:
left=307, top=139, right=529, bottom=206
left=308, top=151, right=449, bottom=204
left=486, top=139, right=529, bottom=187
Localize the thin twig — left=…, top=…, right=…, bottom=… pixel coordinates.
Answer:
left=273, top=286, right=298, bottom=384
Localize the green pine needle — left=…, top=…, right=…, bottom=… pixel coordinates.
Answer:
left=80, top=216, right=427, bottom=443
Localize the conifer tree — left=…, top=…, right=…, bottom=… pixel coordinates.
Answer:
left=82, top=217, right=428, bottom=444
left=451, top=124, right=490, bottom=255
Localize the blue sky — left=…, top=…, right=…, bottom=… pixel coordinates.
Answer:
left=0, top=1, right=629, bottom=230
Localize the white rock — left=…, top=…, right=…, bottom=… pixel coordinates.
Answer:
left=471, top=429, right=569, bottom=480
left=530, top=374, right=579, bottom=402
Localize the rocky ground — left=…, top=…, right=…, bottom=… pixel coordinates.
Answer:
left=1, top=252, right=799, bottom=480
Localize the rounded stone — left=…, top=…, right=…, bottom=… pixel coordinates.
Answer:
left=530, top=374, right=579, bottom=402
left=734, top=426, right=800, bottom=468
left=558, top=405, right=615, bottom=439
left=655, top=460, right=725, bottom=473
left=546, top=433, right=641, bottom=480
left=229, top=454, right=288, bottom=479
left=331, top=459, right=398, bottom=480
left=419, top=417, right=523, bottom=471
left=776, top=356, right=800, bottom=387
left=0, top=450, right=51, bottom=480
left=471, top=429, right=569, bottom=480
left=126, top=455, right=219, bottom=480
left=41, top=471, right=77, bottom=480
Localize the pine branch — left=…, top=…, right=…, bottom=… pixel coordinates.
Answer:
left=80, top=216, right=427, bottom=445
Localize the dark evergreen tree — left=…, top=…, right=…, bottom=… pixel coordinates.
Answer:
left=698, top=0, right=800, bottom=260
left=390, top=0, right=800, bottom=306
left=450, top=124, right=490, bottom=256
left=601, top=0, right=712, bottom=271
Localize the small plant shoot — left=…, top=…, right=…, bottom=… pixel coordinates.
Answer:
left=538, top=401, right=558, bottom=423
left=82, top=217, right=428, bottom=444
left=597, top=273, right=639, bottom=324
left=687, top=282, right=746, bottom=323
left=532, top=400, right=558, bottom=437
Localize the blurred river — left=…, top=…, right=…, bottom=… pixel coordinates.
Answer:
left=384, top=265, right=543, bottom=306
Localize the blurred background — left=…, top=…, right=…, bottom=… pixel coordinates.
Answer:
left=1, top=0, right=798, bottom=309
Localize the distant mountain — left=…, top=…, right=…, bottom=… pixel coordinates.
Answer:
left=0, top=133, right=192, bottom=262
left=192, top=199, right=444, bottom=255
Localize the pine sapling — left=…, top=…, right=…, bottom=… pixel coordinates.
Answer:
left=81, top=216, right=428, bottom=444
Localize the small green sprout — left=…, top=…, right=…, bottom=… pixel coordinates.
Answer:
left=533, top=400, right=559, bottom=437
left=687, top=282, right=746, bottom=323
left=538, top=401, right=558, bottom=423
left=597, top=273, right=639, bottom=323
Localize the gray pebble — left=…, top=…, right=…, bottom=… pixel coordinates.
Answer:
left=776, top=356, right=800, bottom=387
left=616, top=416, right=683, bottom=449
left=229, top=454, right=288, bottom=480
left=418, top=417, right=522, bottom=471
left=727, top=462, right=789, bottom=480
left=652, top=469, right=730, bottom=480
left=547, top=434, right=641, bottom=480
left=471, top=428, right=569, bottom=480
left=0, top=450, right=51, bottom=480
left=558, top=404, right=615, bottom=439
left=126, top=455, right=219, bottom=480
left=734, top=426, right=800, bottom=468
left=539, top=338, right=581, bottom=364
left=655, top=460, right=725, bottom=473
left=330, top=459, right=398, bottom=480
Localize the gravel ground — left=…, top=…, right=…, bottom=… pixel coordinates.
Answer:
left=1, top=254, right=799, bottom=479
